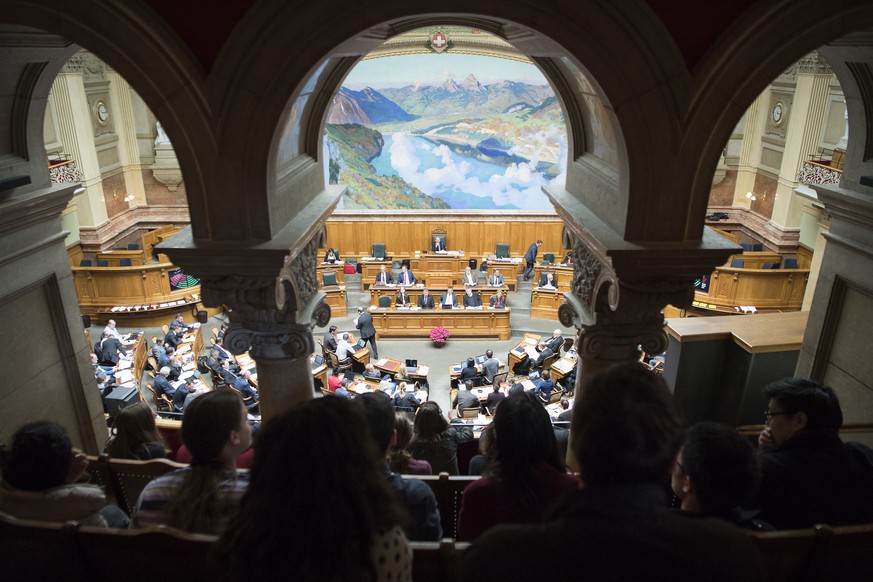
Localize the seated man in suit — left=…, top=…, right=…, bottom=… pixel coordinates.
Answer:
left=172, top=376, right=198, bottom=412
left=487, top=269, right=504, bottom=287
left=546, top=329, right=564, bottom=354
left=166, top=354, right=183, bottom=382
left=463, top=286, right=482, bottom=308
left=397, top=264, right=416, bottom=287
left=172, top=313, right=193, bottom=333
left=163, top=323, right=182, bottom=349
left=460, top=266, right=478, bottom=287
left=432, top=236, right=445, bottom=252
left=335, top=332, right=354, bottom=362
left=490, top=289, right=507, bottom=309
left=324, top=247, right=340, bottom=263
left=521, top=343, right=554, bottom=375
left=374, top=264, right=393, bottom=286
left=480, top=349, right=504, bottom=384
left=234, top=370, right=259, bottom=410
left=440, top=286, right=459, bottom=309
left=533, top=370, right=555, bottom=402
left=538, top=272, right=557, bottom=289
left=396, top=286, right=411, bottom=307
left=560, top=251, right=573, bottom=266
left=454, top=380, right=480, bottom=411
left=323, top=326, right=338, bottom=353
left=102, top=319, right=123, bottom=341
left=363, top=363, right=383, bottom=381
left=154, top=366, right=175, bottom=399
left=219, top=359, right=242, bottom=386
left=418, top=288, right=435, bottom=309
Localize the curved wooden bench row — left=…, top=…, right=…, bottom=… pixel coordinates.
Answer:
left=0, top=511, right=468, bottom=582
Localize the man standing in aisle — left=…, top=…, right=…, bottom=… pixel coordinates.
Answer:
left=356, top=306, right=379, bottom=359
left=523, top=240, right=542, bottom=281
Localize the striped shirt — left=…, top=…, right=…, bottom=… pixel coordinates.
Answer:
left=132, top=466, right=249, bottom=534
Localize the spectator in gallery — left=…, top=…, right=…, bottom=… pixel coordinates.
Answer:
left=0, top=421, right=128, bottom=528
left=753, top=377, right=873, bottom=529
left=457, top=392, right=579, bottom=541
left=468, top=424, right=496, bottom=476
left=408, top=401, right=474, bottom=475
left=672, top=422, right=772, bottom=531
left=133, top=390, right=252, bottom=534
left=356, top=392, right=443, bottom=541
left=458, top=363, right=766, bottom=581
left=106, top=401, right=168, bottom=460
left=216, top=397, right=412, bottom=581
left=389, top=411, right=432, bottom=476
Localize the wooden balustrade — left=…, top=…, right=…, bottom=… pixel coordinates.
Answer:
left=694, top=266, right=809, bottom=313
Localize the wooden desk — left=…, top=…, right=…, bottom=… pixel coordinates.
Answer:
left=487, top=257, right=525, bottom=276
left=311, top=362, right=328, bottom=390
left=530, top=288, right=565, bottom=320
left=369, top=307, right=512, bottom=340
left=692, top=267, right=809, bottom=313
left=360, top=260, right=393, bottom=291
left=373, top=357, right=430, bottom=381
left=508, top=333, right=541, bottom=372
left=96, top=249, right=145, bottom=267
left=316, top=263, right=345, bottom=286
left=71, top=261, right=212, bottom=327
left=533, top=263, right=573, bottom=292
left=408, top=254, right=467, bottom=274
left=550, top=353, right=578, bottom=384
left=726, top=251, right=783, bottom=269
left=322, top=286, right=348, bottom=317
left=369, top=285, right=509, bottom=308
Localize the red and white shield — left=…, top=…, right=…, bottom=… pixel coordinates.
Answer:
left=431, top=31, right=448, bottom=53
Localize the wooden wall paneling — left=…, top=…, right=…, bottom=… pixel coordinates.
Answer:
left=67, top=244, right=84, bottom=266
left=796, top=245, right=814, bottom=269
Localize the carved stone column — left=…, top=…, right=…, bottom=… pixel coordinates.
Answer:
left=545, top=187, right=738, bottom=390
left=158, top=186, right=344, bottom=420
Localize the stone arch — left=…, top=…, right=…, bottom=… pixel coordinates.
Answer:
left=676, top=0, right=873, bottom=240
left=213, top=0, right=689, bottom=241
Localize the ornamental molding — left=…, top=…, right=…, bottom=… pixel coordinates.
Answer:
left=61, top=51, right=108, bottom=82
left=781, top=51, right=833, bottom=80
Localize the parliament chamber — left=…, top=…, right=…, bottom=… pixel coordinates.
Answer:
left=4, top=1, right=873, bottom=579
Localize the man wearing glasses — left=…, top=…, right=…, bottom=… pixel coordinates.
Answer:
left=754, top=377, right=873, bottom=529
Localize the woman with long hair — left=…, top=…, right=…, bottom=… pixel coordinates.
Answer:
left=105, top=402, right=168, bottom=460
left=457, top=391, right=579, bottom=540
left=216, top=396, right=411, bottom=582
left=389, top=411, right=432, bottom=475
left=132, top=390, right=251, bottom=534
left=407, top=401, right=473, bottom=475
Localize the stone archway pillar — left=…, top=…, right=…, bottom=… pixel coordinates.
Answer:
left=158, top=189, right=343, bottom=420
left=546, top=187, right=739, bottom=389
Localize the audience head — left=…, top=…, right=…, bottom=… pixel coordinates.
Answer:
left=467, top=357, right=475, bottom=368
left=398, top=381, right=407, bottom=394
left=181, top=390, right=250, bottom=466
left=465, top=287, right=473, bottom=296
left=413, top=402, right=449, bottom=441
left=357, top=306, right=364, bottom=314
left=553, top=329, right=562, bottom=338
left=422, top=288, right=429, bottom=295
left=210, top=349, right=219, bottom=359
left=541, top=370, right=550, bottom=381
left=107, top=319, right=117, bottom=328
left=485, top=349, right=493, bottom=359
left=159, top=366, right=171, bottom=377
left=329, top=325, right=337, bottom=334
left=763, top=377, right=842, bottom=443
left=561, top=398, right=570, bottom=411
left=108, top=402, right=165, bottom=459
left=464, top=380, right=473, bottom=391
left=493, top=392, right=564, bottom=476
left=672, top=422, right=759, bottom=517
left=4, top=422, right=76, bottom=491
left=217, top=397, right=402, bottom=582
left=536, top=240, right=542, bottom=245
left=356, top=392, right=395, bottom=455
left=572, top=362, right=684, bottom=487
left=102, top=331, right=112, bottom=339
left=365, top=363, right=376, bottom=374
left=342, top=333, right=350, bottom=341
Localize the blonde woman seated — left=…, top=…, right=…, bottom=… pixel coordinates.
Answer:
left=105, top=401, right=168, bottom=460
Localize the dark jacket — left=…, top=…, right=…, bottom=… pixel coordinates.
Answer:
left=356, top=311, right=377, bottom=339
left=754, top=429, right=873, bottom=529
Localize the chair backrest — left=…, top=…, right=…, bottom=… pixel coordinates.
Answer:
left=548, top=389, right=563, bottom=404
left=752, top=243, right=763, bottom=251
left=740, top=243, right=752, bottom=251
left=372, top=243, right=386, bottom=259
left=105, top=457, right=187, bottom=516
left=562, top=337, right=575, bottom=352
left=459, top=407, right=479, bottom=419
left=378, top=296, right=392, bottom=307
left=161, top=324, right=170, bottom=335
left=326, top=351, right=339, bottom=368
left=541, top=353, right=558, bottom=370
left=495, top=243, right=509, bottom=259
left=322, top=272, right=338, bottom=287
left=96, top=260, right=109, bottom=267
left=730, top=258, right=745, bottom=268
left=784, top=258, right=798, bottom=269
left=146, top=383, right=172, bottom=412
left=0, top=513, right=87, bottom=580
left=543, top=253, right=555, bottom=264
left=79, top=259, right=92, bottom=266
left=119, top=258, right=132, bottom=266
left=416, top=473, right=479, bottom=540
left=127, top=243, right=140, bottom=250
left=492, top=371, right=508, bottom=386
left=147, top=356, right=159, bottom=373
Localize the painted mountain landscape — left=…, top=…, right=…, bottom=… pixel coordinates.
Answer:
left=325, top=54, right=567, bottom=210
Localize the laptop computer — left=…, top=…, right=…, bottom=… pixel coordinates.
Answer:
left=354, top=339, right=366, bottom=350
left=405, top=358, right=417, bottom=374
left=475, top=354, right=487, bottom=365
left=311, top=354, right=325, bottom=368
left=528, top=370, right=541, bottom=381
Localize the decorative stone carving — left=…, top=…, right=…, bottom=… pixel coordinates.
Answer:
left=151, top=122, right=183, bottom=191
left=780, top=51, right=833, bottom=81
left=61, top=52, right=108, bottom=82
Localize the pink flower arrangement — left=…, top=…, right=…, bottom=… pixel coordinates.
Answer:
left=429, top=326, right=451, bottom=344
